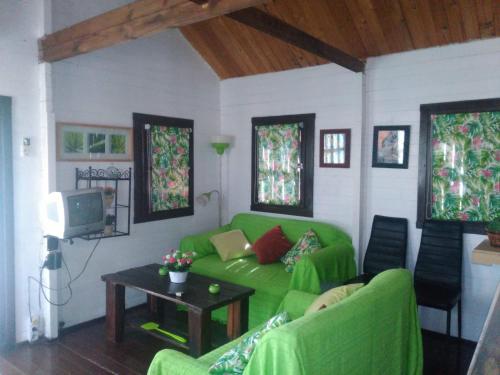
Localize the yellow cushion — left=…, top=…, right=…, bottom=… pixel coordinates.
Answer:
left=305, top=283, right=364, bottom=315
left=210, top=230, right=253, bottom=262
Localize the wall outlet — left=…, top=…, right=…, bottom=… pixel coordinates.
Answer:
left=29, top=316, right=39, bottom=342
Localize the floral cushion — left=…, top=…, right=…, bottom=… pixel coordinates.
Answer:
left=209, top=312, right=290, bottom=374
left=280, top=229, right=322, bottom=272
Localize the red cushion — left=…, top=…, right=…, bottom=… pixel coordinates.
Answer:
left=252, top=226, right=292, bottom=264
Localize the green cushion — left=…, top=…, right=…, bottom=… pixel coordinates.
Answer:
left=230, top=213, right=351, bottom=247
left=281, top=229, right=322, bottom=272
left=209, top=312, right=290, bottom=374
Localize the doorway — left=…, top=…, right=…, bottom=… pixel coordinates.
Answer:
left=0, top=96, right=14, bottom=350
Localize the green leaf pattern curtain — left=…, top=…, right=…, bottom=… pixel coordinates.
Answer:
left=150, top=126, right=190, bottom=212
left=256, top=123, right=301, bottom=206
left=431, top=112, right=500, bottom=222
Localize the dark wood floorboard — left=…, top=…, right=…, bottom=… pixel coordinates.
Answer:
left=0, top=307, right=476, bottom=375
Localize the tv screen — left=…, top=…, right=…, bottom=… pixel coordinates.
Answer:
left=67, top=192, right=103, bottom=227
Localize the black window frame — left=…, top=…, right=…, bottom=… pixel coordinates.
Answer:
left=133, top=112, right=194, bottom=224
left=417, top=98, right=500, bottom=234
left=251, top=113, right=315, bottom=217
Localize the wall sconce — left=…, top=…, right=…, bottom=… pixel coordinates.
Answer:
left=210, top=135, right=231, bottom=155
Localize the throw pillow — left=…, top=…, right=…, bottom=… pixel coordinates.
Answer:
left=305, top=283, right=364, bottom=315
left=280, top=229, right=322, bottom=272
left=209, top=312, right=290, bottom=374
left=252, top=225, right=293, bottom=264
left=210, top=230, right=253, bottom=262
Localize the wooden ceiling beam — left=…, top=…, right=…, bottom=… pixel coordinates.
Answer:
left=39, top=0, right=268, bottom=62
left=191, top=1, right=365, bottom=73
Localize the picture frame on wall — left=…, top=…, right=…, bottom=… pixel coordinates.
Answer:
left=372, top=125, right=410, bottom=169
left=56, top=122, right=132, bottom=161
left=320, top=129, right=351, bottom=168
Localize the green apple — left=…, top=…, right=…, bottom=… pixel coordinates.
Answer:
left=158, top=266, right=168, bottom=276
left=208, top=283, right=220, bottom=294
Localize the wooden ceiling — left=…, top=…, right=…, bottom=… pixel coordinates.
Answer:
left=181, top=0, right=500, bottom=79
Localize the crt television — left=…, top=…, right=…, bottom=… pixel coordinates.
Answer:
left=44, top=188, right=105, bottom=239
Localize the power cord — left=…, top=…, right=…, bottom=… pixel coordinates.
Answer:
left=28, top=238, right=101, bottom=311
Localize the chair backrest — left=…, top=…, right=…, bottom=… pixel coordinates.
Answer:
left=363, top=215, right=408, bottom=275
left=414, top=220, right=463, bottom=290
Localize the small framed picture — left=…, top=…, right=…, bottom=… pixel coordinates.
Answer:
left=320, top=129, right=351, bottom=168
left=56, top=123, right=132, bottom=161
left=372, top=125, right=410, bottom=168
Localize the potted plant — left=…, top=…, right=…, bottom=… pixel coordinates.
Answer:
left=104, top=214, right=115, bottom=236
left=160, top=250, right=196, bottom=283
left=103, top=187, right=115, bottom=208
left=486, top=217, right=500, bottom=247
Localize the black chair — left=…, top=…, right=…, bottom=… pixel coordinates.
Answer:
left=345, top=215, right=408, bottom=285
left=414, top=220, right=463, bottom=338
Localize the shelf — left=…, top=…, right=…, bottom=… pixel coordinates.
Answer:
left=472, top=239, right=500, bottom=266
left=79, top=230, right=129, bottom=241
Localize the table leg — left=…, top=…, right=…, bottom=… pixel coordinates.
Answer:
left=227, top=296, right=249, bottom=340
left=188, top=309, right=211, bottom=357
left=105, top=281, right=125, bottom=343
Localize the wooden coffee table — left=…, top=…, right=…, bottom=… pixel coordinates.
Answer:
left=101, top=264, right=255, bottom=357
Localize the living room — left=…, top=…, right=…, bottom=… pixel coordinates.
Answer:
left=0, top=0, right=498, bottom=374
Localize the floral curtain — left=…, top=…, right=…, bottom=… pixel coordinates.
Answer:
left=150, top=126, right=190, bottom=212
left=256, top=123, right=301, bottom=206
left=431, top=111, right=499, bottom=222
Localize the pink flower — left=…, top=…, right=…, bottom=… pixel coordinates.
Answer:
left=168, top=257, right=176, bottom=264
left=459, top=212, right=469, bottom=221
left=153, top=147, right=161, bottom=154
left=495, top=182, right=500, bottom=193
left=457, top=125, right=468, bottom=134
left=179, top=258, right=187, bottom=265
left=472, top=197, right=480, bottom=206
left=438, top=169, right=449, bottom=177
left=496, top=151, right=500, bottom=162
left=170, top=135, right=177, bottom=143
left=432, top=194, right=437, bottom=203
left=432, top=139, right=441, bottom=149
left=449, top=181, right=459, bottom=194
left=167, top=181, right=176, bottom=188
left=482, top=170, right=492, bottom=178
left=177, top=147, right=185, bottom=154
left=472, top=137, right=482, bottom=149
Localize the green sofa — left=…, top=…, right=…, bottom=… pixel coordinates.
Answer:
left=179, top=213, right=356, bottom=328
left=148, top=269, right=423, bottom=375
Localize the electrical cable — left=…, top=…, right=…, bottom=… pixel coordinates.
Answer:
left=30, top=238, right=101, bottom=308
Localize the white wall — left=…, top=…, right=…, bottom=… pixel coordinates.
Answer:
left=51, top=0, right=221, bottom=327
left=0, top=0, right=50, bottom=342
left=362, top=38, right=500, bottom=341
left=220, top=65, right=364, bottom=253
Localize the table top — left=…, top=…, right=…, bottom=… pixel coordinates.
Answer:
left=472, top=239, right=500, bottom=266
left=102, top=264, right=255, bottom=312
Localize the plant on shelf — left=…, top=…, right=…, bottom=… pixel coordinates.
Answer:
left=103, top=186, right=115, bottom=208
left=486, top=217, right=500, bottom=247
left=104, top=214, right=115, bottom=236
left=159, top=249, right=196, bottom=283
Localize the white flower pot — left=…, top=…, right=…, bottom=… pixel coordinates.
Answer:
left=169, top=271, right=188, bottom=283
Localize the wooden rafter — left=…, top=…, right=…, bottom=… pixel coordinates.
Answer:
left=39, top=0, right=268, bottom=62
left=190, top=0, right=365, bottom=73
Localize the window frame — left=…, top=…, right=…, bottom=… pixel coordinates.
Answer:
left=133, top=112, right=194, bottom=224
left=417, top=98, right=500, bottom=234
left=320, top=128, right=351, bottom=168
left=251, top=113, right=315, bottom=217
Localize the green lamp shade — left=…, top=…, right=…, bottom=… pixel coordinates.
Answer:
left=211, top=142, right=230, bottom=155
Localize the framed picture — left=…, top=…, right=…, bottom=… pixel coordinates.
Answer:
left=133, top=113, right=194, bottom=223
left=372, top=125, right=410, bottom=169
left=417, top=98, right=500, bottom=234
left=56, top=123, right=132, bottom=161
left=320, top=129, right=351, bottom=168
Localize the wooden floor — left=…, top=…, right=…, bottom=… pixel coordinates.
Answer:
left=0, top=307, right=476, bottom=375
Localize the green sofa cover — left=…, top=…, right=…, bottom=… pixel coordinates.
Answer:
left=179, top=213, right=356, bottom=328
left=148, top=269, right=423, bottom=375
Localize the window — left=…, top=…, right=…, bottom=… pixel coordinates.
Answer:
left=251, top=113, right=315, bottom=217
left=320, top=129, right=351, bottom=168
left=417, top=98, right=500, bottom=234
left=133, top=113, right=194, bottom=223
